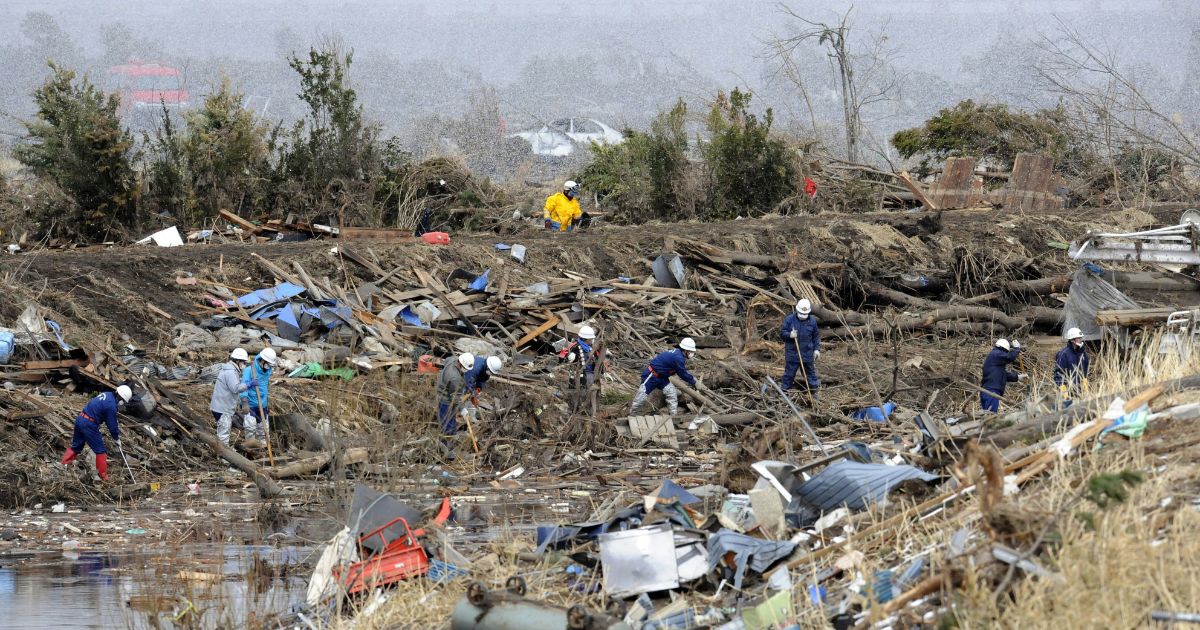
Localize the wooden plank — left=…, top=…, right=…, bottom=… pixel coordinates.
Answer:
left=515, top=315, right=560, bottom=348
left=928, top=156, right=979, bottom=209
left=218, top=209, right=262, bottom=234
left=898, top=171, right=940, bottom=210
left=627, top=415, right=679, bottom=448
left=21, top=359, right=87, bottom=370
left=1095, top=307, right=1197, bottom=327
left=339, top=227, right=415, bottom=243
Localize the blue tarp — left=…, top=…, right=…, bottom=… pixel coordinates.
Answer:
left=399, top=305, right=428, bottom=328
left=236, top=283, right=306, bottom=308
left=469, top=269, right=491, bottom=292
left=852, top=401, right=897, bottom=422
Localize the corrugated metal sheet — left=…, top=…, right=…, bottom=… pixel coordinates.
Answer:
left=789, top=461, right=936, bottom=523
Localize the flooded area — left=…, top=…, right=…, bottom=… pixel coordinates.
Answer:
left=0, top=544, right=308, bottom=629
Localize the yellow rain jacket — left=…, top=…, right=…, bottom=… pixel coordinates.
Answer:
left=543, top=192, right=581, bottom=231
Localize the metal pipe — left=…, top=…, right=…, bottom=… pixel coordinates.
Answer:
left=765, top=376, right=828, bottom=456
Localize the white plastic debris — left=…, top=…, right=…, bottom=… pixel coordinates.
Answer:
left=135, top=226, right=184, bottom=247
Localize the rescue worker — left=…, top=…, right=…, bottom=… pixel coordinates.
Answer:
left=436, top=353, right=474, bottom=434
left=629, top=338, right=699, bottom=416
left=211, top=348, right=257, bottom=446
left=543, top=180, right=582, bottom=232
left=60, top=385, right=132, bottom=481
left=980, top=339, right=1026, bottom=412
left=462, top=355, right=503, bottom=426
left=1055, top=327, right=1090, bottom=401
left=559, top=325, right=600, bottom=387
left=240, top=348, right=276, bottom=441
left=781, top=299, right=820, bottom=395
left=465, top=355, right=503, bottom=394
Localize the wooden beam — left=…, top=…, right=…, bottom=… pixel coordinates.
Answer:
left=1095, top=306, right=1198, bottom=327
left=515, top=315, right=560, bottom=348
left=339, top=227, right=414, bottom=243
left=898, top=171, right=940, bottom=210
left=218, top=209, right=262, bottom=234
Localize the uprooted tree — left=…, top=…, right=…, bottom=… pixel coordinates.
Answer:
left=15, top=62, right=140, bottom=241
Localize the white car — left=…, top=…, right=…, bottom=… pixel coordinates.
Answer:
left=511, top=118, right=625, bottom=157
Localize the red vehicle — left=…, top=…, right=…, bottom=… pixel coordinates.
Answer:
left=107, top=61, right=189, bottom=116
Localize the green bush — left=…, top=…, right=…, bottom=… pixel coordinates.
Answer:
left=702, top=88, right=796, bottom=218
left=274, top=45, right=382, bottom=223
left=143, top=78, right=274, bottom=225
left=890, top=100, right=1073, bottom=173
left=15, top=62, right=139, bottom=241
left=579, top=99, right=690, bottom=223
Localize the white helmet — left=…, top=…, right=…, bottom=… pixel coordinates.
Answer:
left=579, top=325, right=596, bottom=340
left=564, top=180, right=578, bottom=192
left=457, top=352, right=475, bottom=371
left=796, top=299, right=812, bottom=315
left=679, top=337, right=697, bottom=352
left=486, top=356, right=503, bottom=374
left=230, top=348, right=249, bottom=362
left=995, top=339, right=1011, bottom=352
left=259, top=348, right=278, bottom=365
left=1065, top=327, right=1084, bottom=341
left=116, top=385, right=133, bottom=403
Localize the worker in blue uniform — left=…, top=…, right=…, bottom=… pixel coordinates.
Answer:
left=60, top=386, right=132, bottom=481
left=629, top=338, right=699, bottom=416
left=980, top=338, right=1026, bottom=412
left=781, top=299, right=821, bottom=395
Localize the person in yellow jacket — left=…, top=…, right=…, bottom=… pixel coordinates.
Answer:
left=544, top=181, right=582, bottom=231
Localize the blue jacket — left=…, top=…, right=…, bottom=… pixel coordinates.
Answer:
left=1054, top=343, right=1089, bottom=386
left=465, top=356, right=492, bottom=392
left=781, top=313, right=820, bottom=360
left=980, top=347, right=1019, bottom=393
left=240, top=352, right=273, bottom=410
left=79, top=391, right=120, bottom=440
left=642, top=348, right=696, bottom=387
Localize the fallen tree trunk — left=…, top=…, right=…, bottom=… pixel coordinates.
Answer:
left=961, top=275, right=1073, bottom=305
left=669, top=376, right=728, bottom=413
left=866, top=282, right=1028, bottom=330
left=149, top=378, right=282, bottom=498
left=266, top=447, right=368, bottom=479
left=984, top=374, right=1200, bottom=448
left=825, top=306, right=1027, bottom=339
left=276, top=412, right=328, bottom=451
left=709, top=412, right=759, bottom=426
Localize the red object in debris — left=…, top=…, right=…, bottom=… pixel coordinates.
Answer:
left=804, top=177, right=818, bottom=199
left=417, top=355, right=439, bottom=373
left=334, top=516, right=431, bottom=595
left=421, top=232, right=450, bottom=245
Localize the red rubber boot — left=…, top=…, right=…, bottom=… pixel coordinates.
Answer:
left=95, top=454, right=109, bottom=481
left=61, top=448, right=78, bottom=465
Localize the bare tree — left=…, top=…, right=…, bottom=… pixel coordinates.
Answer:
left=769, top=4, right=900, bottom=164
left=1038, top=17, right=1200, bottom=169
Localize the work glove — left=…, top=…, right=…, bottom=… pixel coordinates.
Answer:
left=1059, top=384, right=1070, bottom=400
left=544, top=219, right=553, bottom=230
left=789, top=329, right=798, bottom=339
left=1012, top=340, right=1021, bottom=350
left=1082, top=378, right=1090, bottom=393
left=1017, top=373, right=1027, bottom=382
left=247, top=379, right=259, bottom=389
left=567, top=352, right=577, bottom=363
left=813, top=350, right=821, bottom=360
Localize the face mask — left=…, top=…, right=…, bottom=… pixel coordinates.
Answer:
left=565, top=190, right=576, bottom=200
left=797, top=312, right=809, bottom=320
